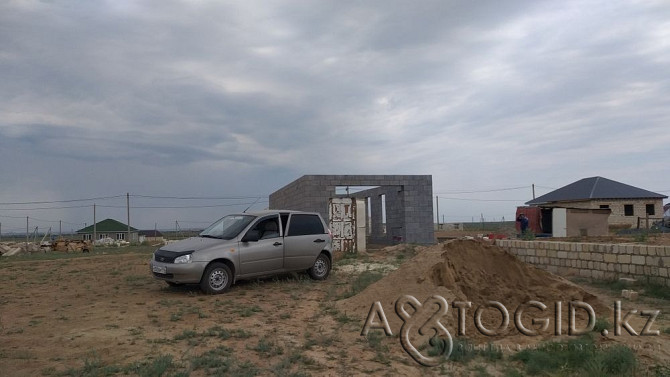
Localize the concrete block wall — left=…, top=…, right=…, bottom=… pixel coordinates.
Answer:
left=269, top=175, right=434, bottom=245
left=495, top=240, right=670, bottom=287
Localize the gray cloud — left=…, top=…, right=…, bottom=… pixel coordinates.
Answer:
left=0, top=0, right=668, bottom=230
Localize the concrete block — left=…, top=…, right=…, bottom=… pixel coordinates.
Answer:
left=629, top=291, right=639, bottom=301
left=647, top=256, right=660, bottom=266
left=592, top=253, right=603, bottom=262
left=632, top=255, right=646, bottom=265
left=604, top=254, right=617, bottom=263
left=580, top=269, right=592, bottom=278
left=660, top=268, right=668, bottom=278
left=618, top=255, right=631, bottom=264
left=621, top=289, right=631, bottom=299
left=558, top=251, right=568, bottom=259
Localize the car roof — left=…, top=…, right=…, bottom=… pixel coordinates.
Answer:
left=235, top=210, right=319, bottom=217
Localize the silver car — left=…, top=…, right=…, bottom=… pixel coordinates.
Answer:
left=150, top=210, right=333, bottom=294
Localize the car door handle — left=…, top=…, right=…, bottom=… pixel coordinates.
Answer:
left=273, top=242, right=283, bottom=246
left=314, top=239, right=325, bottom=243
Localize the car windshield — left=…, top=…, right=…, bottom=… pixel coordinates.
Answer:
left=199, top=215, right=255, bottom=240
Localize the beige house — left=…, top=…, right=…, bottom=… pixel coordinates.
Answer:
left=526, top=177, right=667, bottom=228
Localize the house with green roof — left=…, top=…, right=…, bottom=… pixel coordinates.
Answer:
left=76, top=219, right=139, bottom=242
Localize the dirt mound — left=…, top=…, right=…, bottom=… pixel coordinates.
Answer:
left=339, top=239, right=607, bottom=341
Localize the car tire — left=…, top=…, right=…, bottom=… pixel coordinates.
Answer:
left=308, top=253, right=331, bottom=280
left=200, top=262, right=233, bottom=294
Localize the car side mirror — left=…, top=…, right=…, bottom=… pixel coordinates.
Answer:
left=242, top=229, right=260, bottom=242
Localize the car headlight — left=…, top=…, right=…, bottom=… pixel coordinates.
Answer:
left=174, top=254, right=192, bottom=264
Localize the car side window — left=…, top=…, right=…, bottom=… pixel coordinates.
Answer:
left=252, top=217, right=281, bottom=240
left=286, top=214, right=325, bottom=236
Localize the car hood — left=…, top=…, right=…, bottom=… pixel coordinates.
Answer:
left=159, top=237, right=232, bottom=253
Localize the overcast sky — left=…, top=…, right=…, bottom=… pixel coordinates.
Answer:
left=1, top=0, right=669, bottom=233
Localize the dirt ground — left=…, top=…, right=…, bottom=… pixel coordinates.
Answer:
left=0, top=240, right=669, bottom=376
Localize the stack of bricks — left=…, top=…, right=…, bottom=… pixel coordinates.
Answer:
left=495, top=240, right=670, bottom=287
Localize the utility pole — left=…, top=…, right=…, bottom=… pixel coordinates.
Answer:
left=532, top=184, right=536, bottom=200
left=435, top=196, right=440, bottom=229
left=127, top=193, right=130, bottom=243
left=0, top=222, right=2, bottom=242
left=93, top=203, right=97, bottom=242
left=26, top=216, right=29, bottom=250
left=59, top=220, right=62, bottom=239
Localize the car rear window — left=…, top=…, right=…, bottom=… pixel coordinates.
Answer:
left=287, top=214, right=325, bottom=236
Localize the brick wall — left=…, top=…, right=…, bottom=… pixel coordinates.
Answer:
left=495, top=240, right=670, bottom=287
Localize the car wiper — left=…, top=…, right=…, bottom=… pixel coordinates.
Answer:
left=200, top=234, right=222, bottom=239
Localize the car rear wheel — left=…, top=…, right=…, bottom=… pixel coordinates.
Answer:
left=200, top=262, right=233, bottom=294
left=308, top=253, right=331, bottom=280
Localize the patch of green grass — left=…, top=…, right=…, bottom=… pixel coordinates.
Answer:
left=663, top=327, right=670, bottom=335
left=449, top=338, right=477, bottom=363
left=190, top=346, right=259, bottom=377
left=512, top=335, right=637, bottom=376
left=236, top=305, right=263, bottom=317
left=248, top=337, right=283, bottom=356
left=586, top=278, right=670, bottom=300
left=173, top=329, right=198, bottom=341
left=61, top=355, right=122, bottom=376
left=364, top=331, right=390, bottom=365
left=593, top=317, right=611, bottom=334
left=169, top=311, right=183, bottom=322
left=643, top=283, right=670, bottom=300
left=340, top=270, right=384, bottom=299
left=123, top=354, right=176, bottom=377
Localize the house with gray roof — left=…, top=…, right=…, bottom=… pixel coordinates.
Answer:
left=526, top=177, right=667, bottom=227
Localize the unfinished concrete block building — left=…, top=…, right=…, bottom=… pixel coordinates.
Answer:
left=269, top=175, right=434, bottom=249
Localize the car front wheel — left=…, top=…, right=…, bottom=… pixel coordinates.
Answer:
left=200, top=263, right=233, bottom=294
left=308, top=253, right=331, bottom=280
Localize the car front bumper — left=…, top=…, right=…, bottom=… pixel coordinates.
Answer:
left=149, top=259, right=207, bottom=284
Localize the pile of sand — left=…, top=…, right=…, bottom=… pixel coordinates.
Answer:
left=339, top=239, right=607, bottom=340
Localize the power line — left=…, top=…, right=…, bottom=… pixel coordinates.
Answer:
left=438, top=196, right=526, bottom=202
left=97, top=200, right=268, bottom=209
left=130, top=194, right=266, bottom=200
left=435, top=185, right=528, bottom=194
left=0, top=195, right=125, bottom=205
left=0, top=204, right=93, bottom=211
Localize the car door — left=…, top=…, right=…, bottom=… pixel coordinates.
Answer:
left=283, top=213, right=328, bottom=270
left=238, top=215, right=284, bottom=275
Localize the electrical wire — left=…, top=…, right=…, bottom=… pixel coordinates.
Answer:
left=438, top=197, right=526, bottom=202
left=131, top=194, right=267, bottom=200
left=0, top=195, right=125, bottom=205
left=435, top=186, right=529, bottom=194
